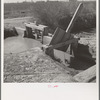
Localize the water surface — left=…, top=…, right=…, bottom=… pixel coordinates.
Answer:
left=4, top=36, right=42, bottom=54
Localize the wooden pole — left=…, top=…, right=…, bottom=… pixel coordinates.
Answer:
left=41, top=29, right=44, bottom=44
left=66, top=3, right=83, bottom=36
left=61, top=3, right=83, bottom=51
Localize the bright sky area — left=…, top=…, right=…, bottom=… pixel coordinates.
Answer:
left=4, top=0, right=96, bottom=3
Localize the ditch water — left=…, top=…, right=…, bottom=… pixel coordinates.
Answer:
left=4, top=33, right=52, bottom=54
left=4, top=36, right=41, bottom=54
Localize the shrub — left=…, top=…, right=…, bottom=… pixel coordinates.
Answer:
left=32, top=1, right=96, bottom=33
left=4, top=1, right=96, bottom=33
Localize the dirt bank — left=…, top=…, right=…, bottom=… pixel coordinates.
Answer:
left=4, top=47, right=79, bottom=82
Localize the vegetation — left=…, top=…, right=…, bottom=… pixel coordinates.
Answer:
left=4, top=1, right=96, bottom=33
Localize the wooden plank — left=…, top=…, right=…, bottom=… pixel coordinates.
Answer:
left=44, top=38, right=78, bottom=58
left=73, top=65, right=96, bottom=82
left=15, top=27, right=26, bottom=31
left=26, top=26, right=32, bottom=37
left=25, top=23, right=47, bottom=31
left=48, top=38, right=78, bottom=50
left=15, top=27, right=26, bottom=37
left=25, top=26, right=35, bottom=38
left=49, top=27, right=66, bottom=45
left=54, top=49, right=73, bottom=67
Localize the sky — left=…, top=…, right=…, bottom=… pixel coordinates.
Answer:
left=4, top=0, right=96, bottom=3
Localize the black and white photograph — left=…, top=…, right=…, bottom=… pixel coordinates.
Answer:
left=4, top=0, right=97, bottom=83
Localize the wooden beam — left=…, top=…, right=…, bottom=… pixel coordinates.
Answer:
left=73, top=65, right=96, bottom=82
left=25, top=23, right=47, bottom=31
left=48, top=38, right=78, bottom=50
left=25, top=26, right=35, bottom=39
left=54, top=49, right=73, bottom=67
left=44, top=38, right=78, bottom=58
left=15, top=27, right=26, bottom=31
left=49, top=27, right=66, bottom=45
